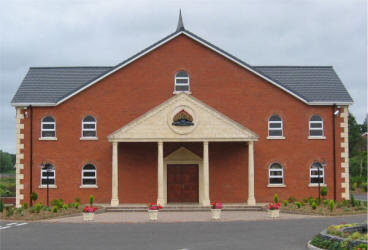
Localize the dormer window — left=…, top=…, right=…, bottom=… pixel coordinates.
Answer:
left=174, top=70, right=190, bottom=92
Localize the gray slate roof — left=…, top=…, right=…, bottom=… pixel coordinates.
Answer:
left=11, top=29, right=353, bottom=105
left=253, top=66, right=353, bottom=103
left=11, top=67, right=112, bottom=104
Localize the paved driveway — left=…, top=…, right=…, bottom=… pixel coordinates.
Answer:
left=1, top=214, right=366, bottom=250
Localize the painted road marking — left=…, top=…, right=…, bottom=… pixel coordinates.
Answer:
left=15, top=223, right=28, bottom=226
left=0, top=222, right=28, bottom=230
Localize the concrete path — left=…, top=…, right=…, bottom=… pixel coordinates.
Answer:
left=44, top=211, right=317, bottom=224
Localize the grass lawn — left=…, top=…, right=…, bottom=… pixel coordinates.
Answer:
left=0, top=176, right=16, bottom=197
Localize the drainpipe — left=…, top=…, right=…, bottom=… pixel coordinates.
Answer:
left=332, top=104, right=337, bottom=201
left=29, top=105, right=33, bottom=206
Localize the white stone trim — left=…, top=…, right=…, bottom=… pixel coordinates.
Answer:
left=267, top=184, right=286, bottom=188
left=38, top=185, right=57, bottom=189
left=308, top=136, right=326, bottom=140
left=39, top=137, right=58, bottom=141
left=79, top=185, right=98, bottom=188
left=340, top=107, right=350, bottom=200
left=308, top=183, right=327, bottom=187
left=266, top=136, right=286, bottom=140
left=15, top=108, right=25, bottom=208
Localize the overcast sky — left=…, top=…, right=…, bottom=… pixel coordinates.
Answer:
left=0, top=0, right=366, bottom=154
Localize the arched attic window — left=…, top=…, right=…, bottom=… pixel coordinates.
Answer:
left=268, top=115, right=283, bottom=137
left=82, top=115, right=97, bottom=138
left=174, top=70, right=190, bottom=92
left=41, top=116, right=56, bottom=138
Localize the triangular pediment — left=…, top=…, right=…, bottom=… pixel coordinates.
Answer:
left=165, top=147, right=202, bottom=161
left=108, top=93, right=258, bottom=142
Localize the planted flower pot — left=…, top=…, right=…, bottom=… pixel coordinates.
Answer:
left=211, top=209, right=222, bottom=220
left=148, top=210, right=158, bottom=221
left=268, top=209, right=280, bottom=218
left=83, top=212, right=95, bottom=221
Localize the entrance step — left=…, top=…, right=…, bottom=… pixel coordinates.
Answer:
left=105, top=204, right=265, bottom=212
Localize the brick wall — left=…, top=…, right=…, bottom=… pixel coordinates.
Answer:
left=18, top=34, right=347, bottom=205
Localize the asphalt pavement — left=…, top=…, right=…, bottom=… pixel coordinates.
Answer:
left=1, top=214, right=366, bottom=250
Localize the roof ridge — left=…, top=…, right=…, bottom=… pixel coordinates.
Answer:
left=29, top=66, right=113, bottom=69
left=253, top=65, right=333, bottom=68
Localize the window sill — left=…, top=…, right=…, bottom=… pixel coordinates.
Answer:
left=267, top=136, right=285, bottom=140
left=39, top=137, right=58, bottom=141
left=80, top=185, right=98, bottom=189
left=308, top=183, right=327, bottom=187
left=267, top=184, right=286, bottom=188
left=173, top=91, right=191, bottom=95
left=80, top=137, right=98, bottom=141
left=308, top=136, right=326, bottom=140
left=38, top=185, right=57, bottom=189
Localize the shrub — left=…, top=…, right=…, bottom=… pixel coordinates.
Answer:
left=311, top=201, right=317, bottom=210
left=351, top=231, right=362, bottom=240
left=288, top=196, right=296, bottom=203
left=75, top=197, right=81, bottom=203
left=63, top=204, right=68, bottom=210
left=6, top=207, right=14, bottom=217
left=89, top=195, right=94, bottom=206
left=354, top=243, right=368, bottom=250
left=52, top=206, right=58, bottom=213
left=336, top=202, right=342, bottom=208
left=22, top=202, right=28, bottom=209
left=74, top=202, right=80, bottom=209
left=283, top=200, right=288, bottom=207
left=0, top=199, right=3, bottom=212
left=323, top=199, right=329, bottom=208
left=30, top=192, right=38, bottom=203
left=295, top=202, right=301, bottom=208
left=362, top=182, right=368, bottom=192
left=351, top=194, right=356, bottom=207
left=355, top=200, right=361, bottom=207
left=15, top=207, right=23, bottom=215
left=273, top=194, right=279, bottom=203
left=51, top=199, right=63, bottom=209
left=351, top=182, right=358, bottom=191
left=35, top=203, right=42, bottom=213
left=364, top=201, right=367, bottom=207
left=342, top=199, right=349, bottom=207
left=329, top=200, right=335, bottom=212
left=42, top=206, right=49, bottom=211
left=320, top=187, right=328, bottom=199
left=308, top=198, right=316, bottom=206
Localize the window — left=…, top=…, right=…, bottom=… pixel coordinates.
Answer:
left=309, top=115, right=323, bottom=136
left=82, top=164, right=97, bottom=185
left=268, top=115, right=283, bottom=137
left=310, top=162, right=324, bottom=184
left=269, top=163, right=284, bottom=184
left=41, top=116, right=56, bottom=138
left=82, top=116, right=97, bottom=137
left=174, top=70, right=190, bottom=92
left=41, top=163, right=55, bottom=185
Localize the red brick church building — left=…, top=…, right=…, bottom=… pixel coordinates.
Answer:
left=11, top=13, right=353, bottom=208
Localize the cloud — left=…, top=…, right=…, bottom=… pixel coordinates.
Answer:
left=0, top=0, right=366, bottom=153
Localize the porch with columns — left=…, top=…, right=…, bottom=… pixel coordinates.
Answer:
left=107, top=93, right=258, bottom=207
left=110, top=140, right=256, bottom=207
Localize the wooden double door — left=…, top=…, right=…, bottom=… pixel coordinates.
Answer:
left=167, top=164, right=199, bottom=203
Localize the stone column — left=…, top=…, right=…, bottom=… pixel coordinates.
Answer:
left=157, top=141, right=165, bottom=205
left=111, top=142, right=119, bottom=206
left=202, top=141, right=210, bottom=206
left=247, top=141, right=256, bottom=205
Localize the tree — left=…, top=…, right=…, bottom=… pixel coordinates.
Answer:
left=0, top=150, right=15, bottom=173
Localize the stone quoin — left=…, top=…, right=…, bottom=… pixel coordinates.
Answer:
left=11, top=12, right=353, bottom=208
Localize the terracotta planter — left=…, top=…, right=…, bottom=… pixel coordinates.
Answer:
left=148, top=210, right=158, bottom=221
left=83, top=212, right=95, bottom=221
left=211, top=209, right=222, bottom=220
left=268, top=209, right=280, bottom=218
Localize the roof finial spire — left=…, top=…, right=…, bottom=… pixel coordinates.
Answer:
left=176, top=9, right=185, bottom=31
